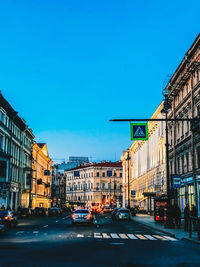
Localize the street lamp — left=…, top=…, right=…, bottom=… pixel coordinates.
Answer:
left=126, top=150, right=131, bottom=209
left=161, top=87, right=174, bottom=228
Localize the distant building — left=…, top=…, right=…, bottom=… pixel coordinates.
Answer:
left=0, top=91, right=34, bottom=210
left=65, top=161, right=123, bottom=207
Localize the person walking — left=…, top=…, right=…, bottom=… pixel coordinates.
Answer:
left=184, top=204, right=190, bottom=231
left=191, top=204, right=197, bottom=231
left=174, top=204, right=181, bottom=228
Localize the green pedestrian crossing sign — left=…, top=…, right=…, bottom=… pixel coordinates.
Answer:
left=130, top=123, right=148, bottom=140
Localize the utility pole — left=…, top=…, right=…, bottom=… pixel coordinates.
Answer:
left=126, top=151, right=131, bottom=209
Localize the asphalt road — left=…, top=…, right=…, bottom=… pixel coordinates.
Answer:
left=1, top=212, right=200, bottom=266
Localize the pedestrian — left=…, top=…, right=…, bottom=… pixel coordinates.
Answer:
left=174, top=204, right=181, bottom=228
left=191, top=204, right=197, bottom=231
left=184, top=204, right=190, bottom=232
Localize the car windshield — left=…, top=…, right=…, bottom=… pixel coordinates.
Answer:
left=119, top=210, right=129, bottom=214
left=74, top=210, right=89, bottom=214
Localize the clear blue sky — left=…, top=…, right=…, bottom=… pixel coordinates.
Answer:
left=0, top=0, right=199, bottom=162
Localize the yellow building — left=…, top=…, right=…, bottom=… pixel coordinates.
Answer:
left=32, top=143, right=52, bottom=209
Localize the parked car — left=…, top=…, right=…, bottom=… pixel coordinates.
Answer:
left=71, top=209, right=94, bottom=225
left=49, top=207, right=62, bottom=216
left=0, top=210, right=18, bottom=229
left=34, top=207, right=46, bottom=216
left=103, top=206, right=113, bottom=214
left=18, top=208, right=32, bottom=219
left=111, top=207, right=120, bottom=220
left=115, top=208, right=131, bottom=221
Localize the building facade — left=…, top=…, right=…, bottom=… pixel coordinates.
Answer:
left=0, top=91, right=34, bottom=210
left=65, top=161, right=123, bottom=207
left=121, top=102, right=166, bottom=212
left=167, top=34, right=200, bottom=213
left=30, top=143, right=52, bottom=209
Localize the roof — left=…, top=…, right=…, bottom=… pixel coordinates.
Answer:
left=65, top=161, right=122, bottom=172
left=37, top=143, right=46, bottom=148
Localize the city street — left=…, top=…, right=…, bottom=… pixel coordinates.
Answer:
left=1, top=213, right=200, bottom=266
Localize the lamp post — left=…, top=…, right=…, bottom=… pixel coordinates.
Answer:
left=126, top=150, right=131, bottom=209
left=161, top=87, right=174, bottom=228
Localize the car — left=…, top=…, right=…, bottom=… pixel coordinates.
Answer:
left=71, top=209, right=94, bottom=225
left=34, top=207, right=46, bottom=216
left=103, top=206, right=113, bottom=213
left=18, top=208, right=32, bottom=219
left=0, top=210, right=18, bottom=229
left=111, top=207, right=120, bottom=220
left=49, top=207, right=62, bottom=216
left=115, top=208, right=131, bottom=220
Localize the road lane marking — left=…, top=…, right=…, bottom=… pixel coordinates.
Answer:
left=135, top=234, right=147, bottom=240
left=33, top=231, right=39, bottom=234
left=110, top=233, right=120, bottom=239
left=144, top=235, right=157, bottom=240
left=77, top=234, right=84, bottom=238
left=153, top=235, right=167, bottom=240
left=94, top=233, right=102, bottom=238
left=62, top=218, right=65, bottom=220
left=56, top=220, right=59, bottom=223
left=127, top=234, right=138, bottom=240
left=119, top=234, right=128, bottom=239
left=16, top=231, right=24, bottom=234
left=111, top=243, right=125, bottom=245
left=43, top=225, right=48, bottom=228
left=163, top=236, right=177, bottom=241
left=102, top=233, right=110, bottom=239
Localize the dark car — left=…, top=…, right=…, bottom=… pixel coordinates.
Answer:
left=18, top=208, right=32, bottom=219
left=111, top=207, right=120, bottom=220
left=115, top=208, right=131, bottom=221
left=103, top=207, right=113, bottom=214
left=0, top=210, right=18, bottom=229
left=34, top=207, right=46, bottom=216
left=49, top=207, right=61, bottom=216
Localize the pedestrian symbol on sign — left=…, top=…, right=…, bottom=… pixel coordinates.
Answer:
left=130, top=123, right=148, bottom=141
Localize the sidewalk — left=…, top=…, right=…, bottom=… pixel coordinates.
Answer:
left=132, top=214, right=200, bottom=244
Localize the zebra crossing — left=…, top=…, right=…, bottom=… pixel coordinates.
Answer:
left=77, top=232, right=178, bottom=241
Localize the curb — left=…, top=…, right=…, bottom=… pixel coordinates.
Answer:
left=182, top=237, right=200, bottom=245
left=131, top=217, right=176, bottom=238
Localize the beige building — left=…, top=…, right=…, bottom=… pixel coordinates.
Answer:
left=121, top=102, right=166, bottom=211
left=166, top=34, right=200, bottom=213
left=65, top=161, right=123, bottom=207
left=31, top=143, right=52, bottom=209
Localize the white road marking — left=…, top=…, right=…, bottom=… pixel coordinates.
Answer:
left=163, top=236, right=177, bottom=241
left=102, top=233, right=110, bottom=239
left=62, top=218, right=65, bottom=220
left=135, top=234, right=147, bottom=240
left=56, top=220, right=59, bottom=223
left=144, top=235, right=157, bottom=240
left=77, top=234, right=84, bottom=238
left=94, top=233, right=102, bottom=238
left=127, top=234, right=138, bottom=240
left=110, top=233, right=120, bottom=239
left=43, top=225, right=48, bottom=228
left=16, top=231, right=24, bottom=234
left=33, top=231, right=39, bottom=234
left=59, top=235, right=62, bottom=238
left=119, top=234, right=128, bottom=239
left=153, top=235, right=167, bottom=240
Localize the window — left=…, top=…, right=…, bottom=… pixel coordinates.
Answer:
left=120, top=173, right=122, bottom=177
left=0, top=160, right=6, bottom=178
left=91, top=183, right=93, bottom=189
left=108, top=182, right=111, bottom=189
left=186, top=153, right=189, bottom=172
left=102, top=172, right=105, bottom=177
left=197, top=147, right=200, bottom=169
left=96, top=172, right=99, bottom=177
left=0, top=109, right=5, bottom=124
left=102, top=183, right=105, bottom=189
left=182, top=155, right=184, bottom=174
left=0, top=133, right=4, bottom=150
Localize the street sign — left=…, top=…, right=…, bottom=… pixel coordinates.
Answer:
left=131, top=190, right=136, bottom=196
left=173, top=176, right=181, bottom=189
left=130, top=123, right=148, bottom=141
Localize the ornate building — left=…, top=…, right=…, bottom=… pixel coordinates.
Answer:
left=167, top=34, right=200, bottom=213
left=65, top=161, right=123, bottom=207
left=121, top=102, right=166, bottom=211
left=0, top=91, right=34, bottom=210
left=30, top=143, right=52, bottom=209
